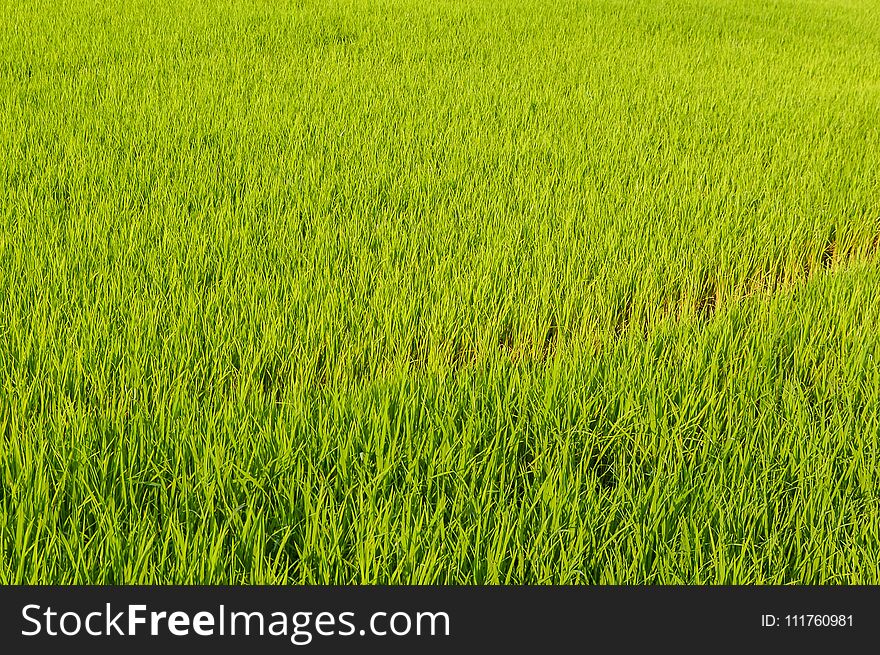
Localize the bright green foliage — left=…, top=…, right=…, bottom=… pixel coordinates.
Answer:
left=1, top=0, right=879, bottom=583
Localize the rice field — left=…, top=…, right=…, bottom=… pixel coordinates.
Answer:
left=1, top=0, right=879, bottom=584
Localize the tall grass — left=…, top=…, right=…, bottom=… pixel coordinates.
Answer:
left=1, top=0, right=879, bottom=583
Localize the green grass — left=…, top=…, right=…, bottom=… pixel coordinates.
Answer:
left=1, top=0, right=879, bottom=584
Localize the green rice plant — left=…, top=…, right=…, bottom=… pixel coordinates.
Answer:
left=1, top=0, right=879, bottom=583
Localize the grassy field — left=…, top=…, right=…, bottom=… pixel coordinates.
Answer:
left=1, top=0, right=879, bottom=584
